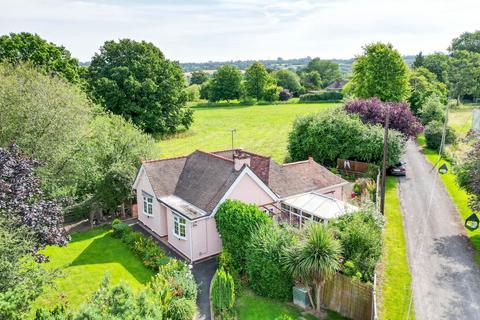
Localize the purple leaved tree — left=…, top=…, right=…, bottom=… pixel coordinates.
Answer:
left=0, top=143, right=68, bottom=257
left=344, top=98, right=423, bottom=137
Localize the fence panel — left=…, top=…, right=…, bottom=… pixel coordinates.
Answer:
left=319, top=273, right=373, bottom=320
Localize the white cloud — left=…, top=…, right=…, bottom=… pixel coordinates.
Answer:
left=0, top=0, right=478, bottom=62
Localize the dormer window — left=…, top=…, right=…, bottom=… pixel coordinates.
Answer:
left=143, top=194, right=153, bottom=216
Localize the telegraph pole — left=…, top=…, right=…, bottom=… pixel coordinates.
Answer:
left=380, top=105, right=391, bottom=215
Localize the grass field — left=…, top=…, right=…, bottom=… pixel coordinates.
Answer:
left=378, top=177, right=415, bottom=320
left=235, top=290, right=347, bottom=320
left=157, top=102, right=337, bottom=163
left=33, top=227, right=154, bottom=314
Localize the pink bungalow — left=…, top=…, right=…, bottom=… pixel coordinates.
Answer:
left=133, top=149, right=350, bottom=263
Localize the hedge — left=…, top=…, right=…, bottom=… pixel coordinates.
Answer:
left=214, top=200, right=272, bottom=272
left=245, top=224, right=295, bottom=300
left=299, top=91, right=343, bottom=102
left=424, top=120, right=456, bottom=151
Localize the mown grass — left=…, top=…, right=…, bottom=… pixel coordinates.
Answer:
left=378, top=177, right=415, bottom=320
left=33, top=226, right=154, bottom=314
left=235, top=290, right=347, bottom=320
left=157, top=102, right=337, bottom=163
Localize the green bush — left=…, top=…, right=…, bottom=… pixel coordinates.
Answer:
left=329, top=206, right=384, bottom=283
left=214, top=200, right=272, bottom=272
left=211, top=268, right=235, bottom=316
left=419, top=95, right=446, bottom=125
left=299, top=91, right=343, bottom=102
left=112, top=221, right=129, bottom=238
left=185, top=84, right=200, bottom=102
left=166, top=298, right=196, bottom=320
left=288, top=109, right=406, bottom=167
left=245, top=224, right=295, bottom=300
left=424, top=120, right=457, bottom=151
left=158, top=259, right=197, bottom=301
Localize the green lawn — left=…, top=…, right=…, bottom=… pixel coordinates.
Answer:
left=33, top=226, right=154, bottom=313
left=158, top=102, right=337, bottom=163
left=235, top=290, right=347, bottom=320
left=378, top=177, right=415, bottom=319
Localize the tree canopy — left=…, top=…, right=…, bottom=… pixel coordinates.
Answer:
left=244, top=62, right=270, bottom=100
left=408, top=67, right=447, bottom=114
left=274, top=69, right=302, bottom=95
left=351, top=42, right=410, bottom=102
left=421, top=53, right=450, bottom=83
left=447, top=50, right=480, bottom=102
left=87, top=39, right=192, bottom=135
left=208, top=65, right=243, bottom=102
left=190, top=70, right=209, bottom=85
left=0, top=32, right=81, bottom=83
left=449, top=30, right=480, bottom=54
left=305, top=58, right=341, bottom=87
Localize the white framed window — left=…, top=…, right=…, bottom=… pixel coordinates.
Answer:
left=173, top=215, right=187, bottom=239
left=143, top=194, right=153, bottom=216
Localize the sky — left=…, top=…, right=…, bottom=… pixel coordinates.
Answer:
left=1, top=0, right=479, bottom=63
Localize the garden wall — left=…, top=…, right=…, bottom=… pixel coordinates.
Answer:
left=319, top=272, right=374, bottom=320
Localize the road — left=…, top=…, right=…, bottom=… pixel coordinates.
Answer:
left=398, top=140, right=480, bottom=319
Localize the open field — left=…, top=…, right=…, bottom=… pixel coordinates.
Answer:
left=377, top=177, right=415, bottom=319
left=33, top=227, right=154, bottom=314
left=157, top=102, right=337, bottom=163
left=235, top=290, right=347, bottom=320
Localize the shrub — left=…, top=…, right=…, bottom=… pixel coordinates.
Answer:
left=287, top=109, right=406, bottom=167
left=166, top=298, right=196, bottom=320
left=211, top=268, right=235, bottom=316
left=299, top=91, right=343, bottom=102
left=424, top=120, right=457, bottom=151
left=344, top=98, right=423, bottom=137
left=245, top=224, right=295, bottom=300
left=279, top=89, right=293, bottom=101
left=262, top=84, right=281, bottom=102
left=419, top=95, right=446, bottom=125
left=214, top=200, right=272, bottom=272
left=185, top=84, right=200, bottom=102
left=158, top=259, right=197, bottom=300
left=112, top=222, right=129, bottom=238
left=329, top=206, right=383, bottom=282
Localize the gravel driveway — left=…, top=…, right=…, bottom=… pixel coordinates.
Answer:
left=398, top=140, right=480, bottom=319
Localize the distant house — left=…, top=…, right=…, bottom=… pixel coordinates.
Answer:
left=325, top=79, right=348, bottom=91
left=133, top=149, right=352, bottom=263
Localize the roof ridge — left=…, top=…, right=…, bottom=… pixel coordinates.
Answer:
left=142, top=155, right=187, bottom=164
left=241, top=150, right=271, bottom=159
left=211, top=148, right=242, bottom=154
left=195, top=150, right=235, bottom=163
left=281, top=159, right=311, bottom=166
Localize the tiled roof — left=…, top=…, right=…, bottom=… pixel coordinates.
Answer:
left=139, top=149, right=347, bottom=217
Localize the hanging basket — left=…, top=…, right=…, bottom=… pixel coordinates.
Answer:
left=465, top=213, right=479, bottom=231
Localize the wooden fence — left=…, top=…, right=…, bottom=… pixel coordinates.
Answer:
left=319, top=273, right=374, bottom=320
left=337, top=159, right=370, bottom=178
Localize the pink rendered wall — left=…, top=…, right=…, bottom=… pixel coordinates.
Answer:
left=167, top=208, right=192, bottom=260
left=228, top=173, right=275, bottom=205
left=189, top=172, right=275, bottom=262
left=136, top=170, right=168, bottom=236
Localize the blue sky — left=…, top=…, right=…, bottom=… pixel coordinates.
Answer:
left=1, top=0, right=479, bottom=62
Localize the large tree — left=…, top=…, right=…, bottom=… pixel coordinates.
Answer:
left=305, top=58, right=341, bottom=87
left=0, top=32, right=80, bottom=83
left=190, top=70, right=209, bottom=85
left=449, top=30, right=480, bottom=54
left=274, top=69, right=302, bottom=95
left=282, top=223, right=342, bottom=314
left=447, top=50, right=480, bottom=102
left=208, top=65, right=243, bottom=102
left=87, top=39, right=192, bottom=135
left=351, top=42, right=410, bottom=102
left=244, top=61, right=270, bottom=100
left=300, top=70, right=321, bottom=90
left=408, top=67, right=447, bottom=114
left=422, top=53, right=450, bottom=83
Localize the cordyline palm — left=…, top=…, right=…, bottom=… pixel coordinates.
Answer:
left=282, top=223, right=342, bottom=314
